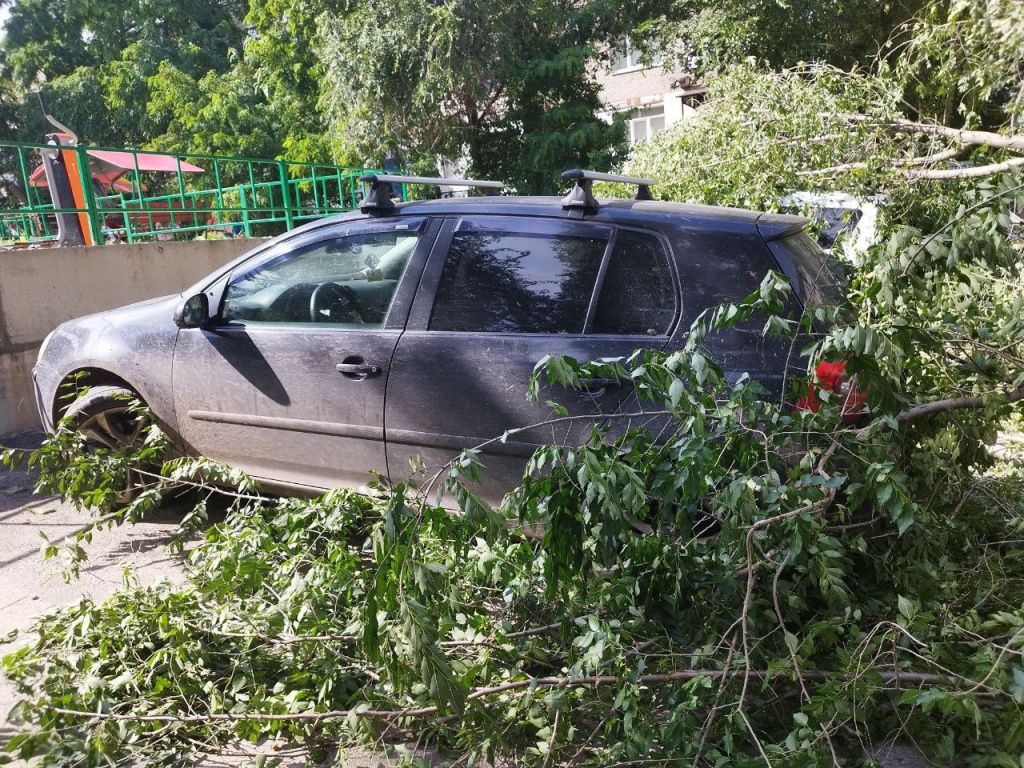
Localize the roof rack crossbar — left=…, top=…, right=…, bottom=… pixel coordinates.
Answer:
left=560, top=169, right=658, bottom=217
left=358, top=173, right=504, bottom=214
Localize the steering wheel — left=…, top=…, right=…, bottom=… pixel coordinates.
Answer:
left=309, top=282, right=365, bottom=323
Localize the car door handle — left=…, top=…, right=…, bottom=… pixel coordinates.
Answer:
left=336, top=362, right=383, bottom=377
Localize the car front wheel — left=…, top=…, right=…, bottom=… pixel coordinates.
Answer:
left=62, top=385, right=158, bottom=507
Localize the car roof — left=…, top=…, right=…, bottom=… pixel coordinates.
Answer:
left=290, top=196, right=809, bottom=238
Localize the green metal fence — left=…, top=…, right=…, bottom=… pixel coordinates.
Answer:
left=0, top=140, right=386, bottom=245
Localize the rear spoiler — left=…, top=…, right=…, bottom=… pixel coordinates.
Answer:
left=756, top=212, right=810, bottom=242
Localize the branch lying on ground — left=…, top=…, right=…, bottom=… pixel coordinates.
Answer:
left=855, top=386, right=1024, bottom=439
left=798, top=117, right=1024, bottom=180
left=42, top=667, right=967, bottom=725
left=900, top=146, right=966, bottom=167
left=904, top=155, right=1024, bottom=180
left=895, top=387, right=1024, bottom=422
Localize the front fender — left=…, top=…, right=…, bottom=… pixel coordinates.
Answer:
left=34, top=295, right=182, bottom=437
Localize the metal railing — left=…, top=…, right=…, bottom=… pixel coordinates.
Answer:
left=0, top=140, right=387, bottom=245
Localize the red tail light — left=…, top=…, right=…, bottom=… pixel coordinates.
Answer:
left=796, top=360, right=868, bottom=422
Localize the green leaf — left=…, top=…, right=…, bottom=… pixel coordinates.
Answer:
left=401, top=598, right=468, bottom=715
left=669, top=378, right=685, bottom=407
left=897, top=595, right=916, bottom=621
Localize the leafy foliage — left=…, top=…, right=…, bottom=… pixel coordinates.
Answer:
left=2, top=2, right=1024, bottom=766
left=891, top=0, right=1024, bottom=127
left=645, top=0, right=924, bottom=73
left=2, top=0, right=248, bottom=148
left=4, top=232, right=1024, bottom=764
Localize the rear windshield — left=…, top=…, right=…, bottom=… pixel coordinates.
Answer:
left=767, top=232, right=849, bottom=312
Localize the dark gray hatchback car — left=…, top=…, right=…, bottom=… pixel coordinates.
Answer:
left=33, top=172, right=841, bottom=500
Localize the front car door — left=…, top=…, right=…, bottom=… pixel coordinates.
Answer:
left=172, top=217, right=437, bottom=491
left=384, top=215, right=680, bottom=502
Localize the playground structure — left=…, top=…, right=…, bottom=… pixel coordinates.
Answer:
left=0, top=139, right=384, bottom=246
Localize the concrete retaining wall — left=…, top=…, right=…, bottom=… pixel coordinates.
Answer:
left=0, top=238, right=268, bottom=435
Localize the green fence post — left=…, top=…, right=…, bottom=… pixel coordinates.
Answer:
left=240, top=186, right=252, bottom=237
left=75, top=144, right=104, bottom=244
left=213, top=158, right=224, bottom=229
left=278, top=160, right=295, bottom=231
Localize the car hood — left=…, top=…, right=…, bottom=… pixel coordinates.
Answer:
left=58, top=293, right=182, bottom=328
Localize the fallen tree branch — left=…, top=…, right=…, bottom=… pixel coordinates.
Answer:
left=860, top=118, right=1024, bottom=152
left=796, top=147, right=966, bottom=178
left=737, top=439, right=840, bottom=724
left=855, top=386, right=1024, bottom=440
left=895, top=387, right=1024, bottom=423
left=797, top=162, right=869, bottom=177
left=43, top=667, right=958, bottom=725
left=900, top=146, right=966, bottom=167
left=904, top=156, right=1024, bottom=180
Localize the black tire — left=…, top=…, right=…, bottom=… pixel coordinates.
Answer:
left=64, top=386, right=146, bottom=448
left=63, top=385, right=155, bottom=507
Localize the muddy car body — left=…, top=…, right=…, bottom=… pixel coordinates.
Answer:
left=34, top=173, right=841, bottom=499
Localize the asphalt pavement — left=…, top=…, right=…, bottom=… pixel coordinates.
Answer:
left=0, top=430, right=198, bottom=764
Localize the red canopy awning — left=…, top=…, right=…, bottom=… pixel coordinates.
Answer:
left=28, top=150, right=205, bottom=190
left=87, top=150, right=205, bottom=174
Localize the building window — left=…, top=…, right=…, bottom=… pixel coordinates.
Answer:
left=612, top=39, right=663, bottom=73
left=629, top=106, right=666, bottom=144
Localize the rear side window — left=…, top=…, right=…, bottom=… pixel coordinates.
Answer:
left=766, top=232, right=848, bottom=311
left=591, top=230, right=676, bottom=336
left=429, top=220, right=607, bottom=334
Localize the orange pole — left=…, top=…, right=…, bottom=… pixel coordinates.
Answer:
left=59, top=147, right=95, bottom=246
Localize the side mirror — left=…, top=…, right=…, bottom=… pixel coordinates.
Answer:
left=174, top=293, right=210, bottom=329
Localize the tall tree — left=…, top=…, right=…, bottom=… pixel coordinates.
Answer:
left=242, top=0, right=330, bottom=162
left=644, top=0, right=925, bottom=73
left=318, top=0, right=667, bottom=192
left=1, top=0, right=247, bottom=145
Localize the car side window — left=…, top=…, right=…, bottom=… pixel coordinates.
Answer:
left=428, top=218, right=608, bottom=334
left=591, top=230, right=676, bottom=336
left=221, top=225, right=421, bottom=327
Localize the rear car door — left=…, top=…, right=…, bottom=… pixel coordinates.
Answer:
left=172, top=217, right=437, bottom=491
left=384, top=215, right=679, bottom=501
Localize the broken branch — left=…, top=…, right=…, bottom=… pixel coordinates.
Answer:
left=860, top=118, right=1024, bottom=152
left=43, top=667, right=957, bottom=725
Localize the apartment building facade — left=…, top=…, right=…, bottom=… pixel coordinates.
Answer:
left=594, top=44, right=706, bottom=144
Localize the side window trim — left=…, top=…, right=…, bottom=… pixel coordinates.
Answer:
left=382, top=218, right=443, bottom=331
left=406, top=218, right=459, bottom=332
left=581, top=228, right=618, bottom=334
left=586, top=225, right=681, bottom=338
